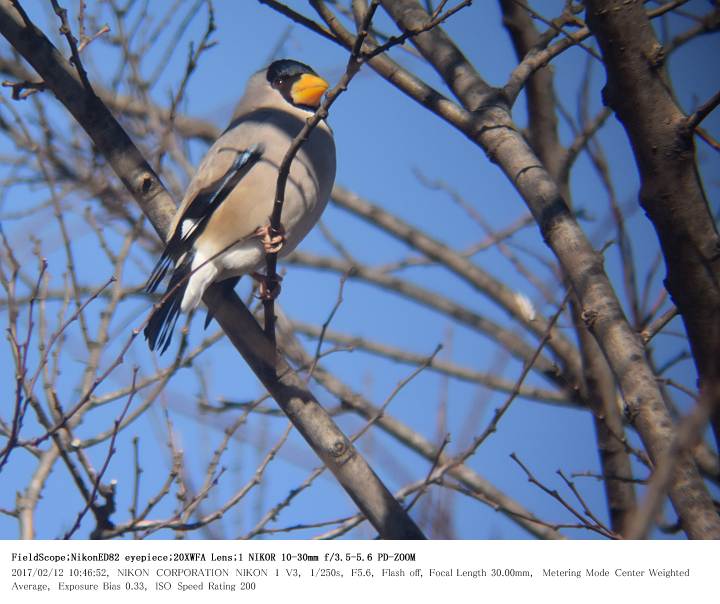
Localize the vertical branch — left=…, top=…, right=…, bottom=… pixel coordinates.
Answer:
left=586, top=0, right=720, bottom=452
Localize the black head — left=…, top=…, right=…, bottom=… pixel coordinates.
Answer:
left=266, top=59, right=329, bottom=109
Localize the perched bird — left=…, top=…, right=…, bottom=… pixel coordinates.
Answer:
left=144, top=59, right=336, bottom=352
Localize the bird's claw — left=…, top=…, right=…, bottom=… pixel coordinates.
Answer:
left=255, top=223, right=285, bottom=254
left=251, top=272, right=283, bottom=301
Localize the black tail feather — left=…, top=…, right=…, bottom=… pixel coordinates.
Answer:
left=146, top=251, right=174, bottom=294
left=144, top=257, right=191, bottom=354
left=144, top=146, right=264, bottom=353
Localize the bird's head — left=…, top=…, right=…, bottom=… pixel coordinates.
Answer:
left=265, top=59, right=329, bottom=110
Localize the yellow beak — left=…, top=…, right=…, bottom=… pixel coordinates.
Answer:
left=291, top=73, right=329, bottom=107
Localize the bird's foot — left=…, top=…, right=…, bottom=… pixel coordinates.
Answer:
left=251, top=272, right=283, bottom=301
left=254, top=223, right=286, bottom=254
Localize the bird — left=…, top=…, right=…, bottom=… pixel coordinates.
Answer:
left=144, top=59, right=336, bottom=353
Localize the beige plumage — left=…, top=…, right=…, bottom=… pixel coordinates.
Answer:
left=145, top=59, right=336, bottom=352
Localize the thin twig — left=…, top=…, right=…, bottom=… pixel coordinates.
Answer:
left=263, top=1, right=381, bottom=340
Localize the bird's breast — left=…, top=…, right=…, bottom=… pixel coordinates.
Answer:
left=192, top=112, right=335, bottom=271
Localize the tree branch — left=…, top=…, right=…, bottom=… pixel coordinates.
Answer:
left=0, top=0, right=424, bottom=540
left=376, top=0, right=720, bottom=538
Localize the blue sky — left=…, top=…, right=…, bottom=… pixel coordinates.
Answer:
left=0, top=1, right=718, bottom=539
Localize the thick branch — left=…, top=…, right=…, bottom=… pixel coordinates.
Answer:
left=499, top=0, right=636, bottom=535
left=585, top=0, right=720, bottom=456
left=377, top=0, right=720, bottom=538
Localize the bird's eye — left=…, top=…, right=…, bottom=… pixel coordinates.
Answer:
left=275, top=78, right=284, bottom=86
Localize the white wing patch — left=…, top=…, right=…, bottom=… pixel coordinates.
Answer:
left=181, top=218, right=198, bottom=240
left=181, top=250, right=218, bottom=313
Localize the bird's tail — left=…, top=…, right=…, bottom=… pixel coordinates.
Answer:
left=144, top=254, right=192, bottom=354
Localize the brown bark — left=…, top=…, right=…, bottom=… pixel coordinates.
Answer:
left=585, top=0, right=720, bottom=449
left=375, top=0, right=720, bottom=538
left=499, top=0, right=636, bottom=535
